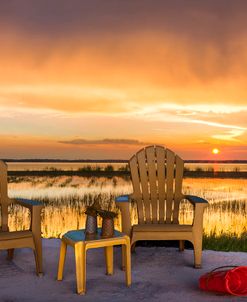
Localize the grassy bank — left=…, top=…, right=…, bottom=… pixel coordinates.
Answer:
left=203, top=233, right=247, bottom=252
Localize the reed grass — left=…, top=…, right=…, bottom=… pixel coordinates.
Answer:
left=5, top=176, right=247, bottom=251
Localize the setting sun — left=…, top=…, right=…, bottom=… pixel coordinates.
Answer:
left=212, top=148, right=220, bottom=155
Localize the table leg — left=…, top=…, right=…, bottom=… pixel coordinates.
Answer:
left=75, top=242, right=86, bottom=295
left=105, top=246, right=113, bottom=275
left=57, top=240, right=67, bottom=281
left=123, top=238, right=131, bottom=287
left=121, top=245, right=126, bottom=271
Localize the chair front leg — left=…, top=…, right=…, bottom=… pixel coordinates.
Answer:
left=192, top=203, right=206, bottom=268
left=31, top=206, right=43, bottom=274
left=115, top=197, right=132, bottom=237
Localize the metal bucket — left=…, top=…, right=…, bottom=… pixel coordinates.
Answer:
left=85, top=215, right=97, bottom=234
left=101, top=218, right=114, bottom=238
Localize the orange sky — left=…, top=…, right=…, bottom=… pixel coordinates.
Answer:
left=0, top=1, right=246, bottom=159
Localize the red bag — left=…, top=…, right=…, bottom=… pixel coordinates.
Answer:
left=199, top=266, right=247, bottom=296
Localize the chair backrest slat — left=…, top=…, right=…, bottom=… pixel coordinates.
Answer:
left=0, top=161, right=9, bottom=231
left=129, top=146, right=184, bottom=224
left=129, top=155, right=145, bottom=223
left=156, top=146, right=166, bottom=223
left=173, top=156, right=184, bottom=223
left=137, top=150, right=151, bottom=223
left=146, top=146, right=158, bottom=223
left=165, top=149, right=175, bottom=223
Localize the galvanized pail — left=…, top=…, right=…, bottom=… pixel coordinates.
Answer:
left=101, top=218, right=114, bottom=238
left=85, top=215, right=97, bottom=234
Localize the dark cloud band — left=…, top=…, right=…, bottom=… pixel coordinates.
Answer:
left=1, top=0, right=247, bottom=41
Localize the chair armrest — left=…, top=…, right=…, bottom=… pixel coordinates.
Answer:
left=11, top=198, right=43, bottom=233
left=184, top=195, right=208, bottom=229
left=115, top=194, right=131, bottom=203
left=14, top=198, right=44, bottom=209
left=184, top=195, right=208, bottom=206
left=115, top=194, right=132, bottom=236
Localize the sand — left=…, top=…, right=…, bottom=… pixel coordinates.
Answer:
left=1, top=239, right=247, bottom=302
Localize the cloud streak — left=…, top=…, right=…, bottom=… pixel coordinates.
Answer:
left=188, top=119, right=246, bottom=131
left=212, top=129, right=245, bottom=142
left=134, top=104, right=247, bottom=131
left=59, top=138, right=150, bottom=145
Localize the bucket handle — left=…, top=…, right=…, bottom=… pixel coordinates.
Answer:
left=205, top=266, right=239, bottom=291
left=209, top=265, right=238, bottom=274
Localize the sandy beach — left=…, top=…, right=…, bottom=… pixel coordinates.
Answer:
left=1, top=239, right=247, bottom=302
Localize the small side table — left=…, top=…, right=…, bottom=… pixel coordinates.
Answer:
left=57, top=229, right=131, bottom=295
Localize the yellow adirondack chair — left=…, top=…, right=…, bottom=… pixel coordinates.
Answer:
left=116, top=145, right=208, bottom=268
left=0, top=161, right=44, bottom=275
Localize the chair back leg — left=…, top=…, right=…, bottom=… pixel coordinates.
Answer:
left=179, top=240, right=185, bottom=252
left=7, top=249, right=14, bottom=260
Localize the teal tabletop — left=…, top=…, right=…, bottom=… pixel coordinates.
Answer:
left=63, top=228, right=125, bottom=242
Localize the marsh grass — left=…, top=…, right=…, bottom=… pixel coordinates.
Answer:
left=5, top=176, right=247, bottom=251
left=203, top=233, right=247, bottom=252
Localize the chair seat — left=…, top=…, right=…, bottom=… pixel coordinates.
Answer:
left=0, top=230, right=33, bottom=241
left=133, top=223, right=192, bottom=232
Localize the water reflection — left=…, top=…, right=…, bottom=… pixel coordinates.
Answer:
left=7, top=176, right=247, bottom=239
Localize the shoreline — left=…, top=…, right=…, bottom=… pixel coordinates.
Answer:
left=3, top=159, right=247, bottom=163
left=8, top=170, right=247, bottom=179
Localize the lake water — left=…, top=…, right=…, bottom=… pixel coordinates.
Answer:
left=6, top=162, right=247, bottom=172
left=7, top=175, right=247, bottom=241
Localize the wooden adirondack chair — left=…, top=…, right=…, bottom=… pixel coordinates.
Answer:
left=116, top=145, right=208, bottom=268
left=0, top=161, right=44, bottom=275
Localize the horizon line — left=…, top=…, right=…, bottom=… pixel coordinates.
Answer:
left=1, top=159, right=247, bottom=164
